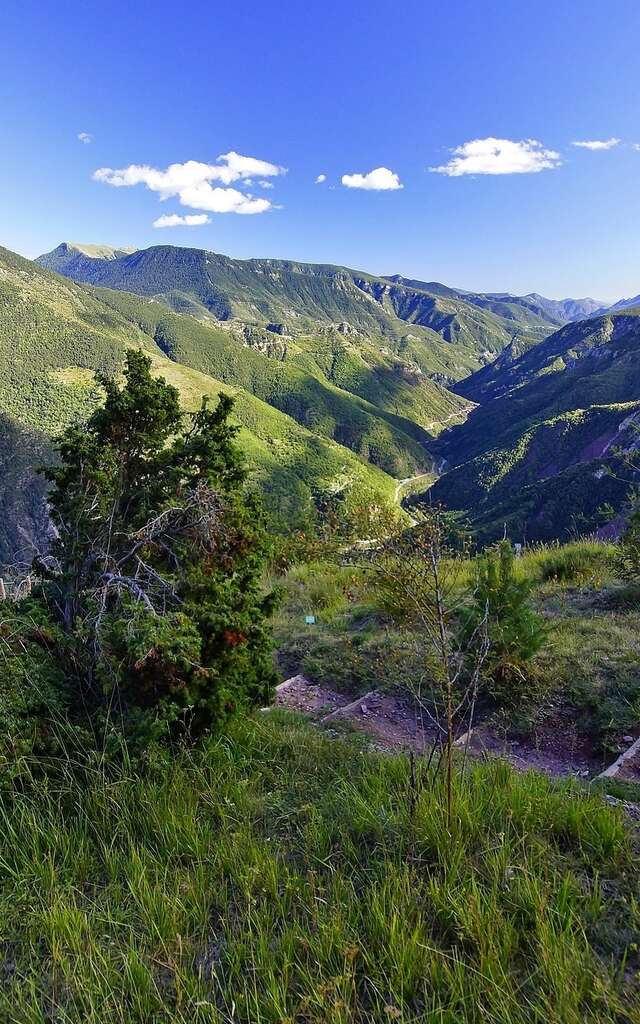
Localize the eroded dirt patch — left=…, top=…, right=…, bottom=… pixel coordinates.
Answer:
left=323, top=690, right=440, bottom=752
left=274, top=676, right=440, bottom=751
left=274, top=674, right=352, bottom=715
left=464, top=724, right=598, bottom=778
left=273, top=676, right=640, bottom=787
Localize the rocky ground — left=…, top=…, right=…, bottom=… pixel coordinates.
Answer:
left=274, top=674, right=439, bottom=751
left=272, top=674, right=639, bottom=785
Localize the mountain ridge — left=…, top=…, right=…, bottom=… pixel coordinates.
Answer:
left=420, top=309, right=640, bottom=541
left=0, top=239, right=637, bottom=561
left=36, top=243, right=564, bottom=381
left=41, top=244, right=606, bottom=327
left=1, top=244, right=433, bottom=562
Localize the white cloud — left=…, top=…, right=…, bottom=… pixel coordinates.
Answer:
left=153, top=213, right=211, bottom=228
left=572, top=138, right=620, bottom=150
left=430, top=138, right=561, bottom=176
left=181, top=185, right=272, bottom=214
left=341, top=167, right=402, bottom=190
left=315, top=173, right=327, bottom=184
left=634, top=144, right=640, bottom=152
left=258, top=179, right=274, bottom=189
left=213, top=151, right=286, bottom=183
left=78, top=132, right=93, bottom=144
left=93, top=151, right=285, bottom=216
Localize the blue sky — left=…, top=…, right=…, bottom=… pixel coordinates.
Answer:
left=2, top=0, right=640, bottom=300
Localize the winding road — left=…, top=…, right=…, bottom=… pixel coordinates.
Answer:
left=393, top=472, right=435, bottom=505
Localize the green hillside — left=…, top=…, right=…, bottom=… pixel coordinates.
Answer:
left=427, top=404, right=640, bottom=542
left=385, top=275, right=560, bottom=336
left=6, top=241, right=639, bottom=556
left=447, top=312, right=640, bottom=462
left=37, top=243, right=558, bottom=381
left=0, top=246, right=414, bottom=562
left=421, top=312, right=640, bottom=541
left=385, top=276, right=603, bottom=328
left=90, top=286, right=463, bottom=478
left=0, top=415, right=50, bottom=569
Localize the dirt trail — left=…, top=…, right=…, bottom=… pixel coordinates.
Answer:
left=270, top=677, right=640, bottom=819
left=271, top=675, right=634, bottom=783
left=463, top=724, right=596, bottom=778
left=273, top=675, right=351, bottom=716
left=274, top=675, right=439, bottom=751
left=322, top=689, right=439, bottom=751
left=423, top=409, right=469, bottom=433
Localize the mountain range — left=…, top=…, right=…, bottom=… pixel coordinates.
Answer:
left=0, top=238, right=636, bottom=566
left=39, top=243, right=605, bottom=331
left=423, top=311, right=640, bottom=541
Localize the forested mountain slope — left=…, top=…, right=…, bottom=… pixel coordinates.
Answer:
left=3, top=238, right=637, bottom=562
left=422, top=312, right=640, bottom=541
left=385, top=276, right=601, bottom=330
left=450, top=312, right=640, bottom=453
left=90, top=285, right=468, bottom=475
left=0, top=246, right=420, bottom=562
left=38, top=243, right=560, bottom=381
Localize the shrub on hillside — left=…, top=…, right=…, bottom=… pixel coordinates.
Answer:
left=531, top=541, right=613, bottom=585
left=615, top=506, right=640, bottom=585
left=22, top=350, right=278, bottom=753
left=0, top=600, right=72, bottom=780
left=462, top=540, right=549, bottom=704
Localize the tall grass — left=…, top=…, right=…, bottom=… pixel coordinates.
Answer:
left=275, top=561, right=365, bottom=623
left=274, top=541, right=616, bottom=628
left=0, top=713, right=636, bottom=1023
left=516, top=540, right=616, bottom=586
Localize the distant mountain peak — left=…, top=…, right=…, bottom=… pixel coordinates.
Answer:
left=37, top=241, right=138, bottom=273
left=604, top=294, right=640, bottom=314
left=61, top=241, right=137, bottom=259
left=513, top=293, right=606, bottom=323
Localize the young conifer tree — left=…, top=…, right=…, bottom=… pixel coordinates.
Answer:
left=38, top=350, right=278, bottom=747
left=462, top=540, right=547, bottom=702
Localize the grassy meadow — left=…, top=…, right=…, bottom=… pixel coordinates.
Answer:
left=274, top=539, right=640, bottom=756
left=0, top=714, right=638, bottom=1023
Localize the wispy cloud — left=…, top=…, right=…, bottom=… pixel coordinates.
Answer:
left=258, top=179, right=274, bottom=189
left=572, top=138, right=620, bottom=150
left=77, top=131, right=93, bottom=144
left=430, top=138, right=561, bottom=176
left=341, top=167, right=402, bottom=190
left=315, top=173, right=327, bottom=184
left=94, top=152, right=286, bottom=216
left=153, top=213, right=210, bottom=228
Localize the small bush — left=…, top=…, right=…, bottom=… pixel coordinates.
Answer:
left=0, top=601, right=72, bottom=779
left=23, top=351, right=279, bottom=755
left=614, top=507, right=640, bottom=585
left=462, top=540, right=549, bottom=704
